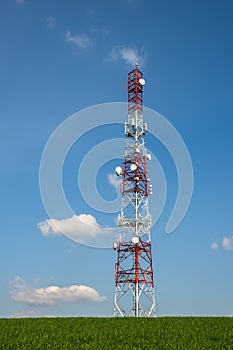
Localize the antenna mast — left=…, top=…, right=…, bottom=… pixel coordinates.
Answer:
left=113, top=64, right=156, bottom=317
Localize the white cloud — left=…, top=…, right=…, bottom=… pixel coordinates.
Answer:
left=10, top=276, right=106, bottom=306
left=222, top=236, right=233, bottom=251
left=12, top=309, right=36, bottom=318
left=108, top=173, right=122, bottom=187
left=46, top=16, right=56, bottom=29
left=66, top=31, right=90, bottom=48
left=210, top=242, right=218, bottom=250
left=38, top=214, right=113, bottom=242
left=109, top=46, right=147, bottom=67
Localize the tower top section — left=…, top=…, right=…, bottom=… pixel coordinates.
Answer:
left=125, top=65, right=147, bottom=141
left=128, top=64, right=145, bottom=116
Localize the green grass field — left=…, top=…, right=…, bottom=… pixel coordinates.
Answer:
left=0, top=317, right=232, bottom=349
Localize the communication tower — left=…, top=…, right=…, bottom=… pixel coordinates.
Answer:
left=113, top=64, right=156, bottom=317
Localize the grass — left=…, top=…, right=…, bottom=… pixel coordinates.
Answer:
left=0, top=317, right=232, bottom=349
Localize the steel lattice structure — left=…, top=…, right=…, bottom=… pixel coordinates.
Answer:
left=113, top=64, right=156, bottom=317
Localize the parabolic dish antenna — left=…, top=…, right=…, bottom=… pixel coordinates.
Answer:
left=132, top=236, right=139, bottom=244
left=139, top=78, right=146, bottom=86
left=130, top=164, right=137, bottom=171
left=115, top=166, right=123, bottom=176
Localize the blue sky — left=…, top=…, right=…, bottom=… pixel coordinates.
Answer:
left=1, top=0, right=233, bottom=317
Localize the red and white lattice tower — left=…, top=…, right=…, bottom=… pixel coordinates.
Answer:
left=113, top=64, right=156, bottom=317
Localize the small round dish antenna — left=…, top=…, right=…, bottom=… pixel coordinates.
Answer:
left=132, top=236, right=139, bottom=244
left=139, top=78, right=146, bottom=86
left=130, top=164, right=137, bottom=171
left=115, top=166, right=123, bottom=176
